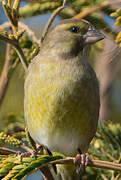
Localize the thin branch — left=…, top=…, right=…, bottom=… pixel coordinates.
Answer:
left=0, top=22, right=40, bottom=45
left=0, top=33, right=28, bottom=71
left=8, top=0, right=11, bottom=8
left=0, top=21, right=38, bottom=106
left=40, top=166, right=54, bottom=180
left=49, top=158, right=121, bottom=172
left=2, top=1, right=14, bottom=27
left=41, top=0, right=66, bottom=43
left=0, top=22, right=10, bottom=29
left=13, top=0, right=20, bottom=10
left=0, top=144, right=32, bottom=155
left=0, top=147, right=18, bottom=155
left=14, top=44, right=28, bottom=71
left=74, top=0, right=121, bottom=19
left=0, top=44, right=16, bottom=106
left=20, top=144, right=33, bottom=153
left=18, top=22, right=40, bottom=45
left=0, top=147, right=121, bottom=172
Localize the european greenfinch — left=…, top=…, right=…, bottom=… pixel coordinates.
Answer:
left=24, top=19, right=104, bottom=179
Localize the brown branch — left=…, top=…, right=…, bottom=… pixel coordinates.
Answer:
left=0, top=22, right=40, bottom=45
left=40, top=166, right=54, bottom=180
left=74, top=0, right=121, bottom=19
left=0, top=145, right=32, bottom=155
left=0, top=32, right=28, bottom=71
left=0, top=147, right=121, bottom=172
left=0, top=44, right=13, bottom=106
left=0, top=147, right=18, bottom=155
left=0, top=21, right=38, bottom=107
left=18, top=22, right=40, bottom=45
left=41, top=0, right=66, bottom=43
left=0, top=22, right=11, bottom=30
left=20, top=143, right=33, bottom=153
left=49, top=158, right=121, bottom=172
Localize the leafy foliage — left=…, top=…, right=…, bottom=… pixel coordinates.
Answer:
left=0, top=154, right=63, bottom=180
left=86, top=123, right=121, bottom=180
left=111, top=9, right=121, bottom=46
left=0, top=122, right=121, bottom=179
left=0, top=132, right=21, bottom=147
left=19, top=0, right=114, bottom=34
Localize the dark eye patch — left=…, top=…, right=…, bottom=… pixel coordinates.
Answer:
left=69, top=26, right=80, bottom=33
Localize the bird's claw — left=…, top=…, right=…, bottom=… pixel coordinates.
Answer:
left=74, top=154, right=89, bottom=173
left=17, top=145, right=43, bottom=161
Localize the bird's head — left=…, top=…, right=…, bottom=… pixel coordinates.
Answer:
left=42, top=19, right=104, bottom=59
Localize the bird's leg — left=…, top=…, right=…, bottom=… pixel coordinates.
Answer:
left=18, top=128, right=43, bottom=160
left=74, top=148, right=89, bottom=173
left=18, top=145, right=43, bottom=161
left=19, top=145, right=57, bottom=173
left=44, top=147, right=57, bottom=174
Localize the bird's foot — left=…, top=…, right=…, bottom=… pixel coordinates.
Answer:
left=17, top=145, right=57, bottom=173
left=18, top=145, right=43, bottom=161
left=74, top=149, right=89, bottom=173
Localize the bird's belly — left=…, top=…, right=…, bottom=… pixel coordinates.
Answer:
left=24, top=61, right=99, bottom=155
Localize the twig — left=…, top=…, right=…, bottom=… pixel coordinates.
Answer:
left=101, top=173, right=109, bottom=180
left=0, top=44, right=13, bottom=106
left=1, top=0, right=28, bottom=71
left=40, top=166, right=54, bottom=180
left=0, top=144, right=32, bottom=155
left=8, top=0, right=11, bottom=8
left=74, top=0, right=121, bottom=19
left=0, top=147, right=121, bottom=173
left=18, top=22, right=40, bottom=45
left=41, top=0, right=66, bottom=43
left=13, top=0, right=20, bottom=10
left=0, top=21, right=37, bottom=106
left=20, top=143, right=33, bottom=153
left=48, top=158, right=121, bottom=172
left=0, top=22, right=10, bottom=30
left=0, top=147, right=18, bottom=155
left=0, top=22, right=40, bottom=45
left=0, top=33, right=28, bottom=71
left=14, top=44, right=28, bottom=70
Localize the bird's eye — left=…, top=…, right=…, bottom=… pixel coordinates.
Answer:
left=69, top=26, right=80, bottom=33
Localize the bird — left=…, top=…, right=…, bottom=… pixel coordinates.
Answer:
left=24, top=18, right=104, bottom=180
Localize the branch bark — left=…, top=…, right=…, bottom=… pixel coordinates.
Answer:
left=49, top=158, right=121, bottom=172
left=0, top=44, right=13, bottom=106
left=40, top=166, right=54, bottom=180
left=0, top=147, right=121, bottom=175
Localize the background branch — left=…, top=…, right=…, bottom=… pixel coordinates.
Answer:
left=40, top=166, right=54, bottom=180
left=0, top=44, right=14, bottom=106
left=41, top=0, right=66, bottom=42
left=49, top=158, right=121, bottom=172
left=0, top=149, right=121, bottom=173
left=0, top=22, right=40, bottom=45
left=74, top=0, right=121, bottom=19
left=0, top=22, right=39, bottom=107
left=0, top=33, right=28, bottom=71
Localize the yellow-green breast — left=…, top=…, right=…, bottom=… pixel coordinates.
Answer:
left=24, top=55, right=99, bottom=155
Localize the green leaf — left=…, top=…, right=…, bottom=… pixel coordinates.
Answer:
left=12, top=155, right=63, bottom=180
